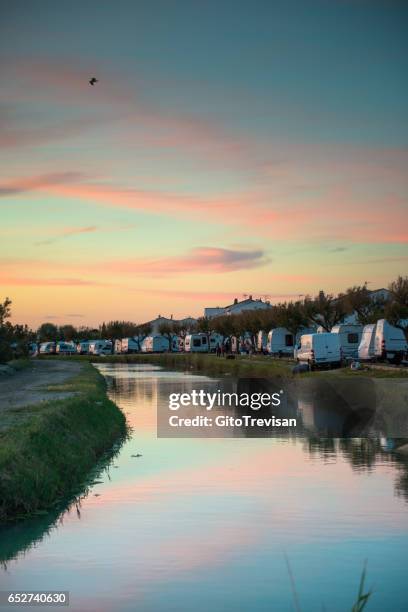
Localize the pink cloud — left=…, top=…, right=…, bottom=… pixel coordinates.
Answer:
left=102, top=247, right=269, bottom=276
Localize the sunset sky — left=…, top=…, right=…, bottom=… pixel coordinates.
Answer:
left=1, top=0, right=407, bottom=328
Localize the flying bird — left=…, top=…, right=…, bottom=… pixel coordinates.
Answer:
left=89, top=77, right=98, bottom=86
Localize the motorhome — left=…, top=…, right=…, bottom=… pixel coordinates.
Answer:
left=89, top=340, right=113, bottom=355
left=266, top=328, right=294, bottom=355
left=140, top=335, right=169, bottom=353
left=295, top=333, right=341, bottom=369
left=358, top=324, right=376, bottom=361
left=39, top=342, right=56, bottom=354
left=374, top=319, right=407, bottom=364
left=331, top=324, right=363, bottom=359
left=77, top=340, right=91, bottom=355
left=56, top=341, right=77, bottom=355
left=184, top=333, right=208, bottom=353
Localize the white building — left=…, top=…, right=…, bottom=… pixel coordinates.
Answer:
left=204, top=296, right=272, bottom=319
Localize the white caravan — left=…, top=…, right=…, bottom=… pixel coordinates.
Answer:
left=184, top=333, right=209, bottom=352
left=77, top=340, right=91, bottom=354
left=295, top=333, right=341, bottom=369
left=39, top=342, right=56, bottom=354
left=120, top=337, right=140, bottom=353
left=374, top=319, right=407, bottom=364
left=331, top=324, right=363, bottom=359
left=358, top=324, right=377, bottom=361
left=89, top=340, right=113, bottom=355
left=56, top=341, right=77, bottom=355
left=141, top=335, right=169, bottom=353
left=257, top=330, right=268, bottom=353
left=266, top=328, right=294, bottom=355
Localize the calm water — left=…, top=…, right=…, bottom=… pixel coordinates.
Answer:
left=1, top=364, right=408, bottom=611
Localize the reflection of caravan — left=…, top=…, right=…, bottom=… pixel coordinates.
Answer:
left=141, top=335, right=169, bottom=353
left=374, top=319, right=407, bottom=364
left=267, top=328, right=294, bottom=355
left=331, top=324, right=363, bottom=359
left=89, top=340, right=113, bottom=355
left=358, top=324, right=376, bottom=360
left=184, top=333, right=208, bottom=352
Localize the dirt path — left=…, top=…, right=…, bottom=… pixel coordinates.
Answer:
left=0, top=359, right=83, bottom=412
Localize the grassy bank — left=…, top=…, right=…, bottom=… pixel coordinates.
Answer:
left=0, top=362, right=127, bottom=522
left=53, top=352, right=293, bottom=378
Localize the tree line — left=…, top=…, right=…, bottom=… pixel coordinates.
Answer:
left=1, top=276, right=407, bottom=362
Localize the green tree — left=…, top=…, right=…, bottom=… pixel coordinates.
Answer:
left=344, top=284, right=386, bottom=324
left=0, top=297, right=12, bottom=326
left=275, top=300, right=309, bottom=341
left=385, top=276, right=408, bottom=334
left=37, top=322, right=58, bottom=342
left=58, top=325, right=77, bottom=341
left=304, top=290, right=347, bottom=331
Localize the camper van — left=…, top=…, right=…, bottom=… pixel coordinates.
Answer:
left=39, top=342, right=56, bottom=355
left=295, top=333, right=341, bottom=369
left=77, top=340, right=91, bottom=355
left=358, top=324, right=376, bottom=361
left=56, top=341, right=77, bottom=355
left=184, top=333, right=208, bottom=353
left=331, top=324, right=363, bottom=359
left=89, top=340, right=113, bottom=355
left=374, top=319, right=407, bottom=364
left=120, top=337, right=140, bottom=354
left=141, top=335, right=169, bottom=353
left=266, top=328, right=294, bottom=356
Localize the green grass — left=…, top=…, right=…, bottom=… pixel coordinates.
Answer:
left=42, top=352, right=294, bottom=379
left=0, top=363, right=127, bottom=523
left=6, top=358, right=32, bottom=372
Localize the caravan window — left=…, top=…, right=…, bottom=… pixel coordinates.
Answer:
left=347, top=333, right=359, bottom=344
left=193, top=338, right=201, bottom=347
left=201, top=336, right=207, bottom=345
left=285, top=335, right=294, bottom=347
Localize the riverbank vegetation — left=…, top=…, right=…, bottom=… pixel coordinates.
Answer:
left=0, top=363, right=127, bottom=522
left=52, top=352, right=408, bottom=379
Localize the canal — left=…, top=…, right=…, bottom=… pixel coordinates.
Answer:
left=1, top=363, right=407, bottom=611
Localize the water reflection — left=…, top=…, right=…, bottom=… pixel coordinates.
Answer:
left=1, top=364, right=407, bottom=612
